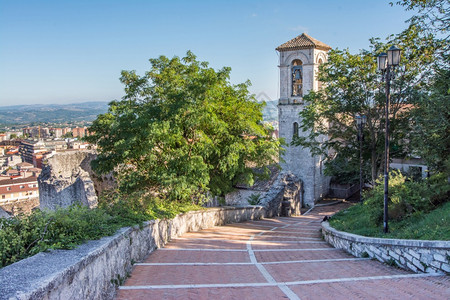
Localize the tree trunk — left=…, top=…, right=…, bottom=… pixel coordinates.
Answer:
left=371, top=149, right=377, bottom=184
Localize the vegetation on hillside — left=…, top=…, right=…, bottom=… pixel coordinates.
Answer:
left=329, top=172, right=449, bottom=240
left=0, top=193, right=202, bottom=268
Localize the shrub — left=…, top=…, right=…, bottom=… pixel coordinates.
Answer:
left=330, top=171, right=450, bottom=240
left=363, top=170, right=448, bottom=225
left=0, top=205, right=118, bottom=268
left=247, top=193, right=262, bottom=205
left=0, top=190, right=203, bottom=268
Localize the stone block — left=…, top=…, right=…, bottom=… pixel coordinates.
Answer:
left=389, top=251, right=400, bottom=260
left=407, top=262, right=418, bottom=272
left=420, top=253, right=432, bottom=264
left=429, top=260, right=441, bottom=269
left=434, top=253, right=447, bottom=263
left=409, top=249, right=420, bottom=260
left=412, top=258, right=425, bottom=272
left=441, top=263, right=450, bottom=273
left=404, top=253, right=413, bottom=262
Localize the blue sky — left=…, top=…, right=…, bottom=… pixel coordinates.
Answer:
left=0, top=0, right=415, bottom=106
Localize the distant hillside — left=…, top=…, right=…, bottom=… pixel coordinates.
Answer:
left=261, top=100, right=278, bottom=122
left=254, top=92, right=277, bottom=122
left=0, top=99, right=278, bottom=126
left=0, top=102, right=109, bottom=125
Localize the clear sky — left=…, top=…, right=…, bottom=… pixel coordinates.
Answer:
left=0, top=0, right=415, bottom=107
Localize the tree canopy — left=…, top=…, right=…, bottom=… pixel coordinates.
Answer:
left=293, top=24, right=444, bottom=184
left=86, top=52, right=281, bottom=202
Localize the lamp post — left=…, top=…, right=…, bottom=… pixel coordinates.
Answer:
left=377, top=46, right=401, bottom=234
left=356, top=114, right=367, bottom=203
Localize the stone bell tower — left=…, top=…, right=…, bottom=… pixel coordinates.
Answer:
left=276, top=33, right=331, bottom=207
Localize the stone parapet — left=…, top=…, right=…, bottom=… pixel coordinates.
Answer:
left=322, top=221, right=450, bottom=274
left=0, top=206, right=265, bottom=300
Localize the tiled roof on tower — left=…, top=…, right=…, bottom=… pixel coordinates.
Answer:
left=276, top=33, right=331, bottom=51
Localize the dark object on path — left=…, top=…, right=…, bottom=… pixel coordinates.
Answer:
left=322, top=216, right=330, bottom=222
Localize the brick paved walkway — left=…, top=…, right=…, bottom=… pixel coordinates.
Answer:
left=116, top=203, right=449, bottom=299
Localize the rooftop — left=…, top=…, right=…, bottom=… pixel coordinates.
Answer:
left=276, top=33, right=331, bottom=52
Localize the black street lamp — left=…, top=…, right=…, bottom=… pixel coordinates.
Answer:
left=355, top=114, right=367, bottom=203
left=377, top=45, right=401, bottom=234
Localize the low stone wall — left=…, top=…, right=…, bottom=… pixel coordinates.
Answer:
left=322, top=221, right=450, bottom=274
left=0, top=206, right=265, bottom=300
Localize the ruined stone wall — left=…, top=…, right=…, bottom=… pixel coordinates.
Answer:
left=263, top=172, right=302, bottom=217
left=225, top=172, right=303, bottom=218
left=38, top=151, right=115, bottom=210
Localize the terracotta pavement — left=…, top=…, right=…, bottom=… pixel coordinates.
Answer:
left=116, top=203, right=449, bottom=300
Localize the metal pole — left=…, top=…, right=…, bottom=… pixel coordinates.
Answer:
left=384, top=66, right=390, bottom=234
left=359, top=123, right=363, bottom=203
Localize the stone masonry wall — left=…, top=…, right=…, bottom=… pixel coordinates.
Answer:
left=0, top=206, right=265, bottom=300
left=322, top=221, right=450, bottom=274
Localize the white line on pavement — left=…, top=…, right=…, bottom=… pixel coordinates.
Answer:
left=170, top=237, right=326, bottom=244
left=135, top=258, right=370, bottom=266
left=119, top=273, right=444, bottom=290
left=285, top=273, right=445, bottom=286
left=159, top=248, right=246, bottom=252
left=158, top=247, right=337, bottom=252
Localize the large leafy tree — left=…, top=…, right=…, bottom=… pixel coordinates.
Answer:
left=394, top=0, right=449, bottom=39
left=395, top=0, right=449, bottom=176
left=293, top=27, right=441, bottom=184
left=411, top=68, right=450, bottom=176
left=86, top=52, right=281, bottom=202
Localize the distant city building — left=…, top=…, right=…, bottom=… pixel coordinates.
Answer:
left=72, top=127, right=86, bottom=138
left=69, top=140, right=91, bottom=150
left=62, top=127, right=72, bottom=135
left=0, top=155, right=23, bottom=170
left=16, top=162, right=34, bottom=171
left=0, top=176, right=39, bottom=204
left=52, top=128, right=63, bottom=138
left=19, top=140, right=47, bottom=164
left=33, top=151, right=55, bottom=169
left=22, top=127, right=32, bottom=137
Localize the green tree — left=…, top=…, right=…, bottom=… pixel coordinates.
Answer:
left=411, top=68, right=450, bottom=176
left=86, top=52, right=281, bottom=203
left=393, top=0, right=449, bottom=39
left=395, top=0, right=449, bottom=176
left=293, top=27, right=441, bottom=184
left=62, top=132, right=73, bottom=138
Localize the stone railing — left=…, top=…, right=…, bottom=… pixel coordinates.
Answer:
left=0, top=206, right=265, bottom=300
left=322, top=221, right=450, bottom=274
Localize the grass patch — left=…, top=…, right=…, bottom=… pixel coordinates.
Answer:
left=329, top=171, right=449, bottom=240
left=330, top=195, right=450, bottom=240
left=0, top=191, right=203, bottom=268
